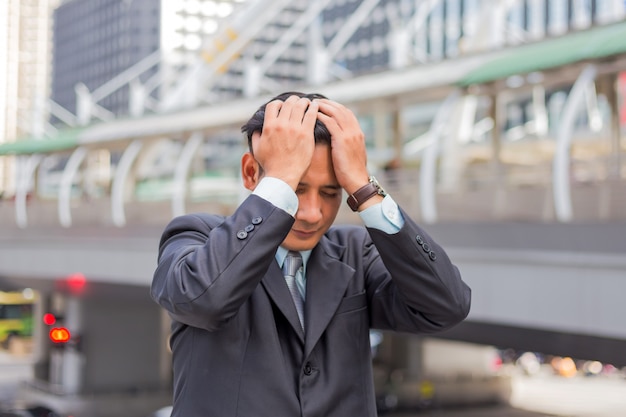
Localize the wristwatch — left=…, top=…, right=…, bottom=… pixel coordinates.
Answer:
left=346, top=176, right=387, bottom=212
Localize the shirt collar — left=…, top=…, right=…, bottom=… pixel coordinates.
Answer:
left=276, top=246, right=312, bottom=273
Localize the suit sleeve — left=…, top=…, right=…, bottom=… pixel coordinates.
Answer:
left=151, top=195, right=294, bottom=331
left=365, top=207, right=471, bottom=333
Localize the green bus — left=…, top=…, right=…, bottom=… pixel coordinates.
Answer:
left=0, top=290, right=36, bottom=350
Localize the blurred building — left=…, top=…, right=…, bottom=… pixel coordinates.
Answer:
left=1, top=0, right=623, bottom=196
left=0, top=4, right=625, bottom=413
left=49, top=0, right=626, bottom=121
left=51, top=0, right=161, bottom=118
left=50, top=0, right=311, bottom=116
left=0, top=0, right=59, bottom=196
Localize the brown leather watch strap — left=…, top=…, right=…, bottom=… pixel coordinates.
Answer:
left=346, top=182, right=379, bottom=212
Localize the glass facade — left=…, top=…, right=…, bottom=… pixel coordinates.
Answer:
left=51, top=0, right=160, bottom=117
left=1, top=0, right=58, bottom=196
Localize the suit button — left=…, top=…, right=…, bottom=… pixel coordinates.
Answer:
left=429, top=251, right=437, bottom=261
left=303, top=363, right=313, bottom=375
left=415, top=235, right=424, bottom=245
left=236, top=230, right=248, bottom=240
left=251, top=216, right=263, bottom=225
left=422, top=243, right=430, bottom=253
left=244, top=224, right=255, bottom=232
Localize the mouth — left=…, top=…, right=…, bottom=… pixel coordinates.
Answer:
left=292, top=229, right=316, bottom=239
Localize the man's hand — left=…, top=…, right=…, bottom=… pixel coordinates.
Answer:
left=251, top=95, right=319, bottom=190
left=316, top=99, right=370, bottom=196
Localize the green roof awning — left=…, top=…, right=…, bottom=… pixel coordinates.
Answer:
left=0, top=128, right=83, bottom=156
left=458, top=21, right=626, bottom=86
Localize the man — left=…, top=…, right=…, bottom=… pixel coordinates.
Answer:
left=151, top=92, right=471, bottom=417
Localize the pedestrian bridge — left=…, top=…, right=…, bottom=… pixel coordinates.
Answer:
left=2, top=4, right=626, bottom=415
left=1, top=171, right=625, bottom=368
left=1, top=17, right=626, bottom=398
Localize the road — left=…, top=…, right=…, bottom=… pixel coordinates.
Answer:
left=508, top=372, right=626, bottom=417
left=0, top=351, right=33, bottom=407
left=387, top=371, right=626, bottom=417
left=2, top=350, right=626, bottom=416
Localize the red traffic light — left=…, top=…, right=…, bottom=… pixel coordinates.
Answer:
left=43, top=313, right=56, bottom=326
left=49, top=327, right=71, bottom=343
left=66, top=273, right=86, bottom=294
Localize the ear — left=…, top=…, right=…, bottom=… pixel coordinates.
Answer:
left=241, top=152, right=260, bottom=191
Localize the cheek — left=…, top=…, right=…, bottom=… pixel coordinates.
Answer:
left=322, top=197, right=342, bottom=221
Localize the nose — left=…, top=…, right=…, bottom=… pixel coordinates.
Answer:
left=295, top=193, right=323, bottom=224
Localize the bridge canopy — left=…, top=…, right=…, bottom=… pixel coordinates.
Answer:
left=0, top=128, right=83, bottom=156
left=2, top=20, right=626, bottom=157
left=459, top=20, right=626, bottom=86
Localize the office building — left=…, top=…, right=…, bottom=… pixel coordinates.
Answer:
left=50, top=0, right=626, bottom=115
left=52, top=0, right=161, bottom=117
left=0, top=0, right=58, bottom=196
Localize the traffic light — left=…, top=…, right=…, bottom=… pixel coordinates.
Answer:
left=49, top=327, right=71, bottom=344
left=65, top=273, right=86, bottom=294
left=56, top=273, right=87, bottom=295
left=43, top=313, right=72, bottom=345
left=43, top=313, right=56, bottom=326
left=42, top=296, right=83, bottom=351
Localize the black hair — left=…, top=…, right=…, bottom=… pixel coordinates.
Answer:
left=241, top=91, right=331, bottom=151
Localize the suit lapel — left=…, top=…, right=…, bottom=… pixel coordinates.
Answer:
left=260, top=236, right=354, bottom=352
left=261, top=261, right=305, bottom=342
left=303, top=237, right=354, bottom=357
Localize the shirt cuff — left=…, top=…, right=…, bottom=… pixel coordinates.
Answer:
left=359, top=194, right=404, bottom=233
left=252, top=177, right=298, bottom=216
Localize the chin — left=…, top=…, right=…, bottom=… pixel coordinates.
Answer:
left=283, top=237, right=319, bottom=252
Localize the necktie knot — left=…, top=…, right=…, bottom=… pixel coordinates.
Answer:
left=283, top=251, right=302, bottom=278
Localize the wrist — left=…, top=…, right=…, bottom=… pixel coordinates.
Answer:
left=346, top=176, right=387, bottom=212
left=343, top=176, right=371, bottom=196
left=264, top=171, right=301, bottom=191
left=356, top=194, right=384, bottom=211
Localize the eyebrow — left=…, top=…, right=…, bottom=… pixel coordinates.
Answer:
left=299, top=182, right=341, bottom=190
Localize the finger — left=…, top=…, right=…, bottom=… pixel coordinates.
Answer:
left=316, top=99, right=345, bottom=114
left=264, top=99, right=284, bottom=121
left=301, top=100, right=319, bottom=130
left=316, top=100, right=351, bottom=130
left=317, top=111, right=341, bottom=133
left=290, top=97, right=312, bottom=123
left=276, top=95, right=301, bottom=120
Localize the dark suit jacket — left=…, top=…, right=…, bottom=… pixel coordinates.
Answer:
left=151, top=194, right=470, bottom=417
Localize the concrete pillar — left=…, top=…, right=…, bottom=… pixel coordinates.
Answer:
left=307, top=49, right=329, bottom=86
left=389, top=28, right=410, bottom=69
left=61, top=296, right=84, bottom=394
left=601, top=73, right=621, bottom=179
left=243, top=61, right=261, bottom=98
left=129, top=80, right=146, bottom=117
left=75, top=83, right=92, bottom=126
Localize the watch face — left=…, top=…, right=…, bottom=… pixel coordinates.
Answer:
left=370, top=176, right=387, bottom=196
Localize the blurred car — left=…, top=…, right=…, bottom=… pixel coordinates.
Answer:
left=0, top=406, right=59, bottom=417
left=550, top=356, right=577, bottom=378
left=515, top=351, right=542, bottom=375
left=147, top=406, right=172, bottom=417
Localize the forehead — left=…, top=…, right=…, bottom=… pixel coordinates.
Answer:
left=300, top=144, right=338, bottom=186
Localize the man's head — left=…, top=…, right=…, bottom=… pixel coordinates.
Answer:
left=241, top=92, right=331, bottom=152
left=240, top=92, right=342, bottom=251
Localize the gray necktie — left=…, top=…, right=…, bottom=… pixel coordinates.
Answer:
left=283, top=251, right=304, bottom=329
